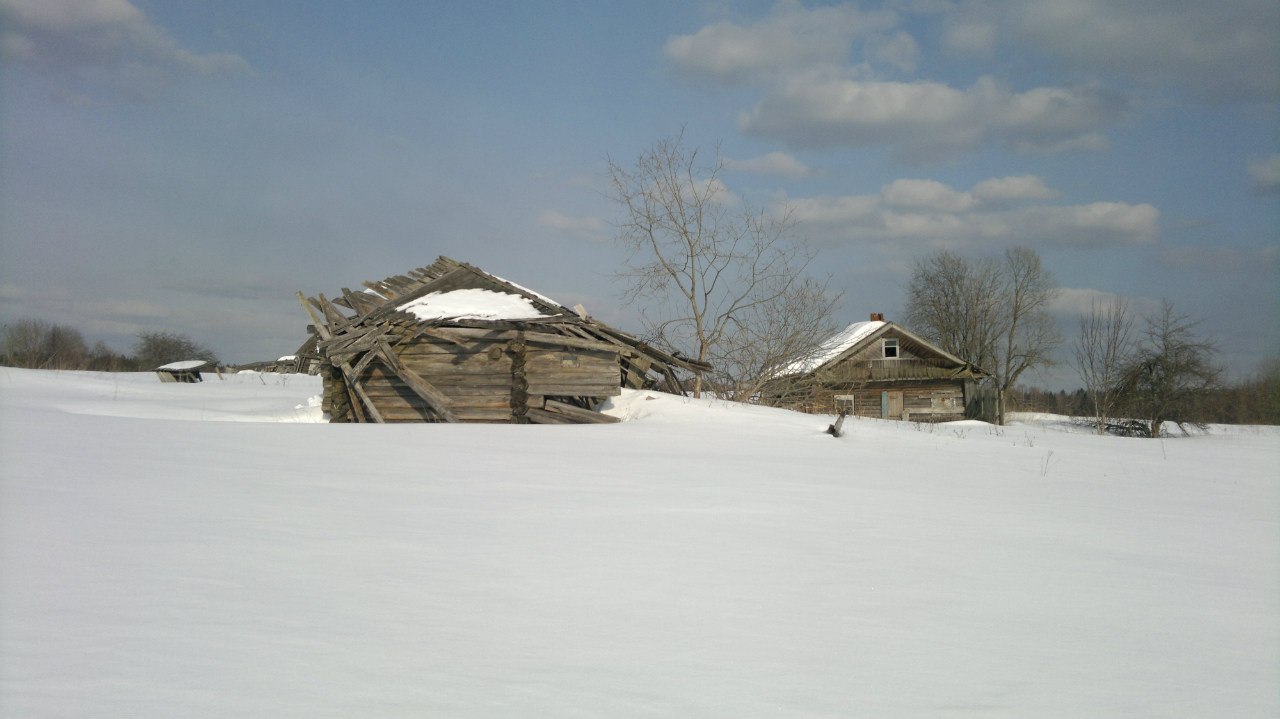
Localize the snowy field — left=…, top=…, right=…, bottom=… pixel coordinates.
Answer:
left=1, top=368, right=1277, bottom=718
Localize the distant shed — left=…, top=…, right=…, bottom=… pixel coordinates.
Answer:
left=155, top=360, right=210, bottom=383
left=298, top=257, right=708, bottom=424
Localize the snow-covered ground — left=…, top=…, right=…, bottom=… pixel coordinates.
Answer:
left=1, top=368, right=1276, bottom=717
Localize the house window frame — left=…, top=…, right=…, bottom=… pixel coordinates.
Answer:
left=883, top=338, right=899, bottom=359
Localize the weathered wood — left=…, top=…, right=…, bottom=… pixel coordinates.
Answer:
left=375, top=341, right=459, bottom=423
left=542, top=399, right=621, bottom=424
left=827, top=411, right=847, bottom=437
left=298, top=292, right=385, bottom=423
left=302, top=256, right=711, bottom=423
left=525, top=407, right=578, bottom=424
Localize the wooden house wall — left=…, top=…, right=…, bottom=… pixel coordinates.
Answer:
left=840, top=331, right=926, bottom=365
left=774, top=380, right=967, bottom=422
left=324, top=331, right=621, bottom=423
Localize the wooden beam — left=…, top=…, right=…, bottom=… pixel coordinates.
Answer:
left=375, top=340, right=459, bottom=422
left=296, top=291, right=384, bottom=423
left=542, top=399, right=621, bottom=424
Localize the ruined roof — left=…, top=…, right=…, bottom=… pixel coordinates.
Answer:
left=296, top=257, right=710, bottom=423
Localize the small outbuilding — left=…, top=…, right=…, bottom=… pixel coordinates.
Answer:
left=298, top=256, right=708, bottom=424
left=760, top=314, right=988, bottom=422
left=155, top=360, right=211, bottom=383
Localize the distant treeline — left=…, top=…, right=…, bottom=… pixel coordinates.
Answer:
left=0, top=319, right=219, bottom=372
left=1009, top=361, right=1280, bottom=427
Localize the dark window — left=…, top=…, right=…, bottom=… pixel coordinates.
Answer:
left=883, top=338, right=899, bottom=358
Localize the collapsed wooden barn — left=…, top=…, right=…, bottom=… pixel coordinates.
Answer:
left=298, top=257, right=707, bottom=424
left=760, top=314, right=988, bottom=422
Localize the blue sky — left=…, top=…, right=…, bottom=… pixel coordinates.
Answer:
left=1, top=0, right=1276, bottom=388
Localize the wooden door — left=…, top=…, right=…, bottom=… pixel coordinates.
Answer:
left=881, top=390, right=904, bottom=419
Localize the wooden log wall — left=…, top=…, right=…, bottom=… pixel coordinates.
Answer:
left=812, top=381, right=967, bottom=422
left=320, top=328, right=624, bottom=423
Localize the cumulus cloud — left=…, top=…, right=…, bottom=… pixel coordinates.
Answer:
left=0, top=0, right=250, bottom=100
left=948, top=0, right=1280, bottom=102
left=663, top=2, right=899, bottom=84
left=738, top=72, right=1124, bottom=160
left=1248, top=155, right=1280, bottom=195
left=537, top=210, right=610, bottom=243
left=789, top=175, right=1158, bottom=247
left=724, top=151, right=812, bottom=178
left=881, top=179, right=976, bottom=212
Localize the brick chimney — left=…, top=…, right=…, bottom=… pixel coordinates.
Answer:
left=870, top=312, right=886, bottom=322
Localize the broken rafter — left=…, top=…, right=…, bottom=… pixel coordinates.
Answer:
left=374, top=340, right=459, bottom=423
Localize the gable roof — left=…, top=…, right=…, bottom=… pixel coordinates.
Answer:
left=782, top=319, right=984, bottom=378
left=779, top=320, right=885, bottom=376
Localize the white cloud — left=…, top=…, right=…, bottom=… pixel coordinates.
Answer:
left=942, top=17, right=997, bottom=55
left=0, top=0, right=249, bottom=99
left=1248, top=155, right=1280, bottom=195
left=971, top=175, right=1059, bottom=204
left=724, top=151, right=812, bottom=178
left=789, top=176, right=1158, bottom=247
left=865, top=30, right=920, bottom=73
left=880, top=179, right=976, bottom=213
left=787, top=194, right=881, bottom=226
left=738, top=72, right=1124, bottom=160
left=663, top=2, right=900, bottom=84
left=537, top=210, right=610, bottom=243
left=949, top=0, right=1280, bottom=102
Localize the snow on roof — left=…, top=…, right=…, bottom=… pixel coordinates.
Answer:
left=779, top=320, right=885, bottom=376
left=156, top=360, right=208, bottom=371
left=398, top=288, right=551, bottom=322
left=487, top=272, right=563, bottom=309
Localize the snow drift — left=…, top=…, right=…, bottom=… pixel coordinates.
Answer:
left=1, top=368, right=1276, bottom=717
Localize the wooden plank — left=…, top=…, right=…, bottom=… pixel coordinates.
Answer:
left=367, top=370, right=515, bottom=391
left=296, top=292, right=384, bottom=423
left=377, top=406, right=442, bottom=422
left=350, top=381, right=385, bottom=423
left=361, top=382, right=512, bottom=398
left=375, top=341, right=459, bottom=423
left=359, top=388, right=511, bottom=412
left=520, top=331, right=621, bottom=354
left=525, top=407, right=578, bottom=424
left=542, top=399, right=621, bottom=424
left=525, top=384, right=620, bottom=397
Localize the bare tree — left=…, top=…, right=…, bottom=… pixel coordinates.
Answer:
left=1073, top=296, right=1136, bottom=433
left=607, top=132, right=837, bottom=397
left=707, top=274, right=841, bottom=402
left=1, top=319, right=89, bottom=369
left=904, top=247, right=1060, bottom=424
left=904, top=251, right=1004, bottom=372
left=994, top=247, right=1060, bottom=425
left=133, top=330, right=219, bottom=368
left=1115, top=300, right=1220, bottom=437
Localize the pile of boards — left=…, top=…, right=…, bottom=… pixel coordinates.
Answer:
left=297, top=257, right=707, bottom=424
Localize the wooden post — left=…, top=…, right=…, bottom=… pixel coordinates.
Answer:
left=827, top=410, right=848, bottom=438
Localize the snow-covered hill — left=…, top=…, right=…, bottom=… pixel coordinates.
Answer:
left=1, top=368, right=1276, bottom=717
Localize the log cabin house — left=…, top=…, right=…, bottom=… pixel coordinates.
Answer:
left=760, top=314, right=988, bottom=422
left=297, top=257, right=707, bottom=424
